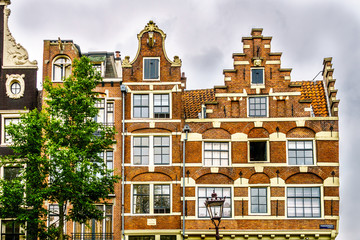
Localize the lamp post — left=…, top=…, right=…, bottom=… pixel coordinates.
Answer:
left=204, top=191, right=225, bottom=240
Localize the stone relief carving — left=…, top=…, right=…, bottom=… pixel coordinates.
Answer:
left=5, top=74, right=25, bottom=99
left=3, top=7, right=37, bottom=68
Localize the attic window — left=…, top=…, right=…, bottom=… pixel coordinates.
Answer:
left=144, top=58, right=159, bottom=80
left=251, top=68, right=264, bottom=84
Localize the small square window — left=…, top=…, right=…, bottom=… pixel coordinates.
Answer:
left=144, top=58, right=159, bottom=80
left=204, top=142, right=229, bottom=166
left=251, top=69, right=264, bottom=84
left=250, top=141, right=267, bottom=162
left=248, top=97, right=267, bottom=117
left=288, top=140, right=314, bottom=165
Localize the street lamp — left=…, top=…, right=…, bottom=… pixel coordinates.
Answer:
left=204, top=191, right=225, bottom=240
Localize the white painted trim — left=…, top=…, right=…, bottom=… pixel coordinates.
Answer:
left=185, top=117, right=338, bottom=123
left=234, top=61, right=250, bottom=65
left=248, top=187, right=271, bottom=216
left=286, top=139, right=317, bottom=166
left=131, top=134, right=172, bottom=166
left=202, top=141, right=231, bottom=167
left=131, top=183, right=172, bottom=215
left=1, top=114, right=21, bottom=145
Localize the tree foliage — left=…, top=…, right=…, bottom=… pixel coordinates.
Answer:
left=0, top=56, right=119, bottom=240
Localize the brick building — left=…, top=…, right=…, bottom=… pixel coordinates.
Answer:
left=118, top=22, right=339, bottom=240
left=0, top=0, right=38, bottom=238
left=8, top=11, right=339, bottom=240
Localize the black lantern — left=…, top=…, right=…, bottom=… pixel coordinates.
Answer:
left=204, top=191, right=225, bottom=240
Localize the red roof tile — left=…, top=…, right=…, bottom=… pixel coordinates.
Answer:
left=183, top=89, right=215, bottom=118
left=300, top=81, right=329, bottom=117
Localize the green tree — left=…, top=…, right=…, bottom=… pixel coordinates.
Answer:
left=0, top=56, right=119, bottom=240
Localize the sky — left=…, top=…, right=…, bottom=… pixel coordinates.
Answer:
left=6, top=0, right=360, bottom=239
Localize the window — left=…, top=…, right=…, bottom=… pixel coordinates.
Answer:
left=251, top=68, right=264, bottom=84
left=133, top=185, right=150, bottom=214
left=154, top=94, right=169, bottom=118
left=93, top=64, right=102, bottom=75
left=248, top=97, right=267, bottom=117
left=287, top=187, right=321, bottom=218
left=10, top=82, right=21, bottom=95
left=48, top=204, right=59, bottom=228
left=133, top=184, right=171, bottom=214
left=143, top=58, right=159, bottom=80
left=95, top=99, right=114, bottom=126
left=129, top=237, right=155, bottom=240
left=97, top=150, right=114, bottom=176
left=133, top=93, right=171, bottom=119
left=73, top=205, right=112, bottom=240
left=3, top=118, right=20, bottom=144
left=1, top=221, right=25, bottom=240
left=198, top=187, right=231, bottom=218
left=204, top=142, right=229, bottom=166
left=249, top=141, right=267, bottom=162
left=154, top=185, right=171, bottom=213
left=250, top=188, right=268, bottom=214
left=129, top=236, right=176, bottom=240
left=3, top=166, right=21, bottom=181
left=288, top=141, right=314, bottom=165
left=52, top=57, right=71, bottom=81
left=133, top=136, right=171, bottom=165
left=133, top=95, right=149, bottom=118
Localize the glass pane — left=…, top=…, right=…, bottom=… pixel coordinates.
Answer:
left=312, top=188, right=320, bottom=197
left=288, top=141, right=296, bottom=149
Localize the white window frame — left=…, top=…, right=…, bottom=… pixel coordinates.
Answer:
left=248, top=186, right=271, bottom=215
left=247, top=139, right=270, bottom=163
left=247, top=96, right=269, bottom=118
left=202, top=141, right=231, bottom=167
left=196, top=185, right=233, bottom=219
left=52, top=55, right=72, bottom=82
left=286, top=139, right=316, bottom=166
left=143, top=57, right=160, bottom=81
left=131, top=134, right=172, bottom=166
left=285, top=185, right=323, bottom=219
left=131, top=183, right=172, bottom=215
left=1, top=114, right=21, bottom=145
left=94, top=98, right=115, bottom=126
left=73, top=205, right=113, bottom=236
left=131, top=92, right=172, bottom=119
left=250, top=67, right=265, bottom=85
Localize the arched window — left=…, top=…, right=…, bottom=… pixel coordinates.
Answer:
left=52, top=56, right=71, bottom=81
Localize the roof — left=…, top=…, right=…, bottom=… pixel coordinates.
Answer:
left=183, top=89, right=215, bottom=118
left=300, top=81, right=329, bottom=117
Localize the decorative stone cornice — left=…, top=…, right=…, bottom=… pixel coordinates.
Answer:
left=137, top=20, right=166, bottom=39
left=3, top=6, right=37, bottom=68
left=0, top=0, right=11, bottom=6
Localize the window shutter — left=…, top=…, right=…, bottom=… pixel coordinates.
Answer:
left=154, top=59, right=159, bottom=79
left=144, top=59, right=150, bottom=79
left=252, top=69, right=263, bottom=84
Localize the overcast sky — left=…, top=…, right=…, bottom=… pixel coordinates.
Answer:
left=7, top=0, right=360, bottom=239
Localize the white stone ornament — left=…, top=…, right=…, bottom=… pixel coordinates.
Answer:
left=3, top=7, right=37, bottom=68
left=6, top=74, right=25, bottom=99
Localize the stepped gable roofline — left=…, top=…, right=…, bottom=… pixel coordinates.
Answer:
left=124, top=20, right=181, bottom=68
left=183, top=89, right=215, bottom=119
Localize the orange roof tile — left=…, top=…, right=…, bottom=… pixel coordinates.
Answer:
left=300, top=81, right=329, bottom=117
left=183, top=89, right=215, bottom=118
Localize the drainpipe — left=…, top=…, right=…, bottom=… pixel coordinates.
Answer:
left=182, top=124, right=191, bottom=240
left=120, top=84, right=127, bottom=240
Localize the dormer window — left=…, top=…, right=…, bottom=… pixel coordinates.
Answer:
left=143, top=58, right=160, bottom=80
left=52, top=56, right=71, bottom=82
left=251, top=68, right=264, bottom=84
